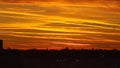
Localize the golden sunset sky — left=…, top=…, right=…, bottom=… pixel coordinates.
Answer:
left=0, top=0, right=120, bottom=50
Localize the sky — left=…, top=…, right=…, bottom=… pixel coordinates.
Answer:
left=0, top=0, right=120, bottom=50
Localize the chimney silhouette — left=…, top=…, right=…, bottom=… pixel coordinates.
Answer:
left=0, top=40, right=3, bottom=54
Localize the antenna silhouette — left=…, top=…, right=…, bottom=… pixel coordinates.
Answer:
left=0, top=40, right=3, bottom=55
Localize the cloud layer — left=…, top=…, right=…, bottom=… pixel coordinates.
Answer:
left=0, top=1, right=120, bottom=50
left=0, top=0, right=120, bottom=3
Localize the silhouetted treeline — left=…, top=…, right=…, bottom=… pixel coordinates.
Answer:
left=2, top=48, right=120, bottom=59
left=1, top=48, right=120, bottom=68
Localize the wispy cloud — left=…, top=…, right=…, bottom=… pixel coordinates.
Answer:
left=0, top=1, right=120, bottom=49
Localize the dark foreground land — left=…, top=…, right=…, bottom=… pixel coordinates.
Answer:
left=0, top=48, right=120, bottom=68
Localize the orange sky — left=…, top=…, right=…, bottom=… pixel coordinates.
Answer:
left=0, top=0, right=120, bottom=50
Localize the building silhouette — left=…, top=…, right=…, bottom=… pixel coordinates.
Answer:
left=0, top=40, right=3, bottom=54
